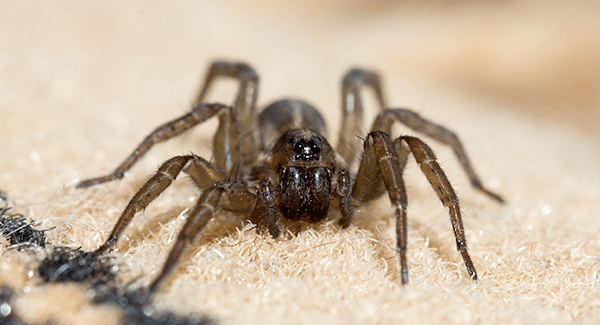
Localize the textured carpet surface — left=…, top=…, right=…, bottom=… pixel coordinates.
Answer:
left=2, top=1, right=600, bottom=324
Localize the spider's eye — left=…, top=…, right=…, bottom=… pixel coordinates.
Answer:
left=290, top=137, right=320, bottom=160
left=308, top=139, right=321, bottom=155
left=291, top=138, right=304, bottom=153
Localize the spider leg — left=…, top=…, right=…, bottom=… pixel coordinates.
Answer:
left=396, top=135, right=478, bottom=282
left=351, top=132, right=410, bottom=284
left=193, top=61, right=260, bottom=165
left=373, top=109, right=504, bottom=203
left=351, top=132, right=477, bottom=284
left=148, top=181, right=256, bottom=293
left=77, top=103, right=235, bottom=188
left=213, top=103, right=240, bottom=173
left=92, top=154, right=229, bottom=255
left=337, top=68, right=386, bottom=167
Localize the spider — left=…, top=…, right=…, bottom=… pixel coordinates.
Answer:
left=77, top=61, right=503, bottom=293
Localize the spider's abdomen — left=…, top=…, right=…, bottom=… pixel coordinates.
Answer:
left=258, top=99, right=327, bottom=150
left=279, top=166, right=332, bottom=222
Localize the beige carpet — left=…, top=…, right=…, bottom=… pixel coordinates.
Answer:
left=2, top=1, right=600, bottom=324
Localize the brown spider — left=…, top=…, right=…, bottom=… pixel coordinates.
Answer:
left=77, top=61, right=503, bottom=293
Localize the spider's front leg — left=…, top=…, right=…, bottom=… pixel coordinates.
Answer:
left=351, top=132, right=477, bottom=285
left=89, top=151, right=257, bottom=294
left=89, top=102, right=240, bottom=254
left=351, top=132, right=410, bottom=284
left=92, top=154, right=229, bottom=255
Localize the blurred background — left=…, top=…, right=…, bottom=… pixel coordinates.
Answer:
left=2, top=0, right=599, bottom=133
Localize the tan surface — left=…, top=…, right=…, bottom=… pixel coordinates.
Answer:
left=2, top=1, right=600, bottom=324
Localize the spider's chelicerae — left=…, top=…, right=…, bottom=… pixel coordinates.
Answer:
left=78, top=61, right=503, bottom=293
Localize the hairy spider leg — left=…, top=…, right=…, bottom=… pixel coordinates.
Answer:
left=92, top=154, right=229, bottom=255
left=337, top=68, right=387, bottom=167
left=89, top=104, right=244, bottom=255
left=400, top=135, right=477, bottom=282
left=148, top=181, right=256, bottom=293
left=193, top=61, right=260, bottom=165
left=351, top=132, right=477, bottom=284
left=351, top=132, right=410, bottom=283
left=372, top=108, right=504, bottom=203
left=76, top=60, right=502, bottom=294
left=77, top=103, right=236, bottom=188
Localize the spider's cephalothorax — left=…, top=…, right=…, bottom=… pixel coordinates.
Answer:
left=77, top=61, right=504, bottom=295
left=269, top=128, right=336, bottom=223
